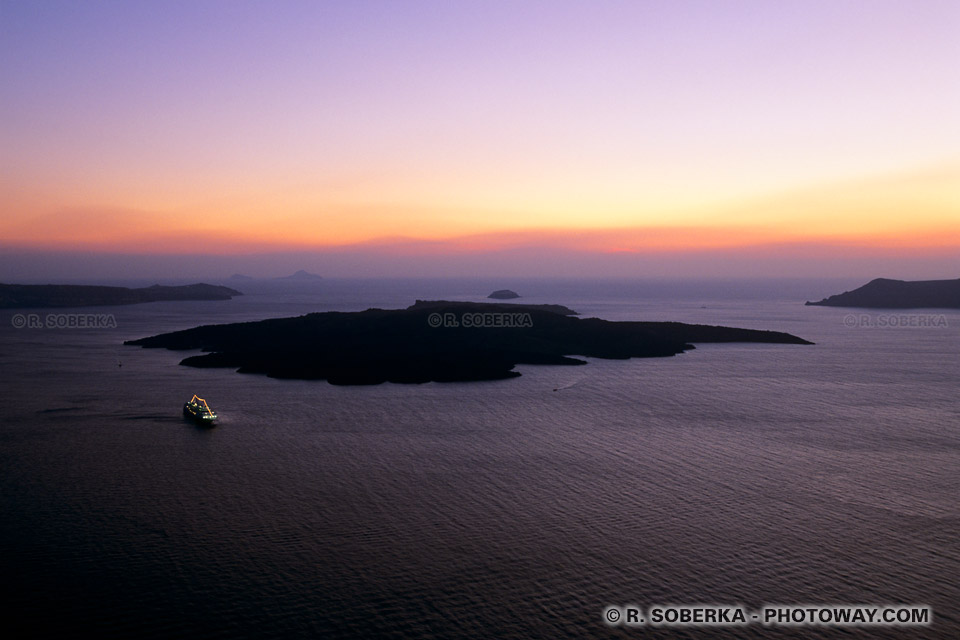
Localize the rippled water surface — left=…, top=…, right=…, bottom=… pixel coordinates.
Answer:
left=1, top=278, right=958, bottom=638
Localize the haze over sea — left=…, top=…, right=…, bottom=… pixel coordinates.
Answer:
left=2, top=278, right=957, bottom=639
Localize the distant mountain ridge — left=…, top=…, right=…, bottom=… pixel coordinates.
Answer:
left=276, top=270, right=323, bottom=281
left=0, top=283, right=242, bottom=309
left=806, top=278, right=960, bottom=309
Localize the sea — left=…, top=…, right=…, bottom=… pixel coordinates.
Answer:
left=1, top=277, right=957, bottom=639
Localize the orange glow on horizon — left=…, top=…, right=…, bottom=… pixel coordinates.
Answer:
left=4, top=223, right=959, bottom=258
left=4, top=2, right=959, bottom=278
left=3, top=162, right=958, bottom=259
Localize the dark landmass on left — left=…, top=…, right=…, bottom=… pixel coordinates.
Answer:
left=0, top=283, right=242, bottom=308
left=125, top=300, right=813, bottom=385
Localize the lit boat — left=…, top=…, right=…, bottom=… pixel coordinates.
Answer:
left=183, top=394, right=218, bottom=425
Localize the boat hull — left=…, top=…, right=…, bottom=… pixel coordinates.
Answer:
left=183, top=403, right=217, bottom=426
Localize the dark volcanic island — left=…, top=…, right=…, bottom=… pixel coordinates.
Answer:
left=0, top=282, right=242, bottom=309
left=806, top=277, right=960, bottom=309
left=126, top=300, right=812, bottom=385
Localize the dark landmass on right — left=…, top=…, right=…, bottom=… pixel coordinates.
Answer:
left=806, top=277, right=960, bottom=309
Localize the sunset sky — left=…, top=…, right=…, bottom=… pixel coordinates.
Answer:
left=2, top=0, right=958, bottom=278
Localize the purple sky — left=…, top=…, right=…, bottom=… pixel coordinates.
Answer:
left=2, top=1, right=958, bottom=280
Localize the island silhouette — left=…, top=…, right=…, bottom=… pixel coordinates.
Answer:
left=806, top=277, right=960, bottom=309
left=276, top=270, right=323, bottom=281
left=0, top=283, right=242, bottom=309
left=126, top=300, right=812, bottom=385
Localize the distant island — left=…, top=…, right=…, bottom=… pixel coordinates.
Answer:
left=0, top=283, right=242, bottom=309
left=126, top=300, right=812, bottom=385
left=488, top=289, right=521, bottom=299
left=276, top=270, right=323, bottom=281
left=806, top=278, right=960, bottom=309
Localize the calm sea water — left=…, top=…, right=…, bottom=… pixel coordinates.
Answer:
left=1, top=278, right=958, bottom=639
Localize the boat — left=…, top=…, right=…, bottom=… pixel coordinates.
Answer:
left=183, top=394, right=218, bottom=425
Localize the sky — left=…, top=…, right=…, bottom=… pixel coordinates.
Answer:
left=1, top=0, right=958, bottom=280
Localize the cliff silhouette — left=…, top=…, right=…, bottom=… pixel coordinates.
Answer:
left=806, top=278, right=960, bottom=309
left=0, top=283, right=242, bottom=309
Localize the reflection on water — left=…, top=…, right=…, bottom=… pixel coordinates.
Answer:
left=1, top=279, right=958, bottom=638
